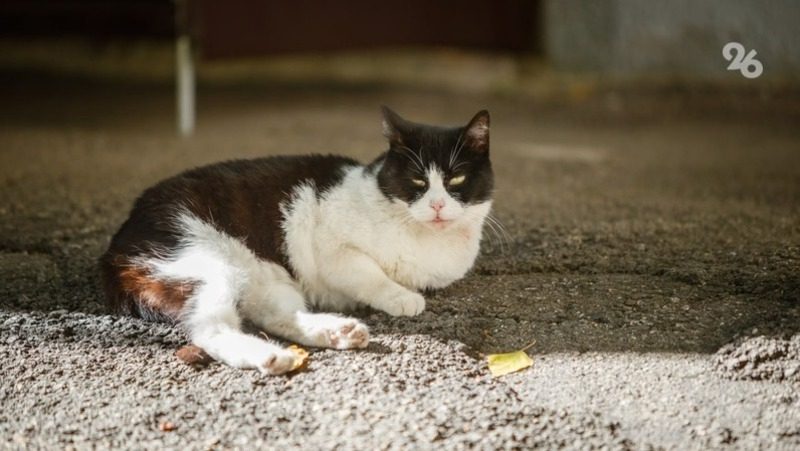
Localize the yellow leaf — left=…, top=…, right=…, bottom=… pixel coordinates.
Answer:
left=287, top=345, right=309, bottom=372
left=487, top=350, right=533, bottom=377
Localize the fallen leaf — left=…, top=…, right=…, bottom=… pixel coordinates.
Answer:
left=258, top=333, right=309, bottom=373
left=287, top=345, right=309, bottom=372
left=486, top=340, right=536, bottom=377
left=159, top=421, right=177, bottom=432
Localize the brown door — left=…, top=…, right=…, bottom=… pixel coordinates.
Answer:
left=195, top=0, right=541, bottom=59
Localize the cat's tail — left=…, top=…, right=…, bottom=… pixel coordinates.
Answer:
left=100, top=251, right=194, bottom=322
left=100, top=203, right=198, bottom=322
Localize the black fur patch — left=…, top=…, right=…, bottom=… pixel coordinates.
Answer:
left=100, top=154, right=357, bottom=317
left=375, top=107, right=493, bottom=205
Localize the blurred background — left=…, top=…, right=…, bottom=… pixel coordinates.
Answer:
left=1, top=0, right=799, bottom=110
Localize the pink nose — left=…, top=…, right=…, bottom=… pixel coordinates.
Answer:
left=430, top=199, right=445, bottom=212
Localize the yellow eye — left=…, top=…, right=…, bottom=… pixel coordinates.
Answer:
left=412, top=178, right=427, bottom=187
left=448, top=175, right=466, bottom=186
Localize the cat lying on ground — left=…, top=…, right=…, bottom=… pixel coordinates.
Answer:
left=101, top=107, right=493, bottom=374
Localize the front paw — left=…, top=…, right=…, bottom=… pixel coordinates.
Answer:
left=328, top=319, right=370, bottom=349
left=258, top=348, right=297, bottom=376
left=378, top=290, right=426, bottom=317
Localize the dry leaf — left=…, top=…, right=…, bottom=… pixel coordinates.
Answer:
left=287, top=345, right=309, bottom=372
left=486, top=340, right=536, bottom=377
left=257, top=332, right=309, bottom=373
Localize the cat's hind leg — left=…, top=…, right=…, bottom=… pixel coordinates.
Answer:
left=151, top=214, right=298, bottom=374
left=183, top=283, right=297, bottom=374
left=239, top=265, right=369, bottom=349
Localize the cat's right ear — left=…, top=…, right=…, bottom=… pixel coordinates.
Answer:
left=381, top=106, right=407, bottom=147
left=464, top=110, right=490, bottom=154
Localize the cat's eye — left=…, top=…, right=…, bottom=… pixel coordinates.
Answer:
left=448, top=175, right=466, bottom=186
left=411, top=178, right=427, bottom=187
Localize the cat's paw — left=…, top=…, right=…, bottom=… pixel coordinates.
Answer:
left=300, top=314, right=370, bottom=349
left=378, top=290, right=426, bottom=317
left=257, top=348, right=297, bottom=376
left=327, top=319, right=369, bottom=349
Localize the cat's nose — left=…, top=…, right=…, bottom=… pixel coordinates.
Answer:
left=430, top=199, right=445, bottom=212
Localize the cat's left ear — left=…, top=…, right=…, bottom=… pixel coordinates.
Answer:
left=381, top=105, right=409, bottom=147
left=464, top=110, right=490, bottom=153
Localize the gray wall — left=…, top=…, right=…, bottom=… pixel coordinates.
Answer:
left=545, top=0, right=800, bottom=79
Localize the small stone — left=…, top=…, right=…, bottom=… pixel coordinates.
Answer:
left=159, top=421, right=177, bottom=432
left=175, top=345, right=214, bottom=367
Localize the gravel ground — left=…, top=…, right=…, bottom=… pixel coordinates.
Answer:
left=1, top=71, right=799, bottom=449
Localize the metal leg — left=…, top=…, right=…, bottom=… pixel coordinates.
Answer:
left=176, top=34, right=195, bottom=136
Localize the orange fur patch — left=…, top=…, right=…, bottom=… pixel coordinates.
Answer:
left=118, top=265, right=195, bottom=318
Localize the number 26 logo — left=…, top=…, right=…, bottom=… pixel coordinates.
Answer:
left=722, top=42, right=763, bottom=79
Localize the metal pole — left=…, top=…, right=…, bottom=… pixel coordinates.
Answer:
left=175, top=0, right=195, bottom=136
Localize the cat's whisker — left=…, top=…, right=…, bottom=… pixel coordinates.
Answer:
left=451, top=132, right=468, bottom=169
left=482, top=220, right=505, bottom=252
left=397, top=146, right=426, bottom=175
left=451, top=161, right=468, bottom=172
left=484, top=214, right=511, bottom=253
left=484, top=217, right=504, bottom=243
left=412, top=145, right=427, bottom=173
left=398, top=145, right=427, bottom=175
left=449, top=133, right=463, bottom=170
left=401, top=154, right=424, bottom=174
left=487, top=227, right=508, bottom=254
left=486, top=213, right=512, bottom=242
left=492, top=217, right=513, bottom=250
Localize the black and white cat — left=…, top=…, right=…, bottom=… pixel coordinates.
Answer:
left=101, top=107, right=493, bottom=374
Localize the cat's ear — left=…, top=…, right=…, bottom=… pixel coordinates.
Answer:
left=464, top=110, right=490, bottom=153
left=381, top=105, right=408, bottom=147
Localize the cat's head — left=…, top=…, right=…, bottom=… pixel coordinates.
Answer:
left=376, top=107, right=493, bottom=230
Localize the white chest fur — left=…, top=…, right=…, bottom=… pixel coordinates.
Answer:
left=366, top=218, right=482, bottom=289
left=281, top=167, right=490, bottom=308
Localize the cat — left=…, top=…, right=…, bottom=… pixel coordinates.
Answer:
left=100, top=107, right=493, bottom=375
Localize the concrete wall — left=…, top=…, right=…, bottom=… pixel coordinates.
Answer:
left=545, top=0, right=800, bottom=79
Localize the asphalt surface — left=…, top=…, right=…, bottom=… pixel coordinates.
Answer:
left=1, top=72, right=799, bottom=449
